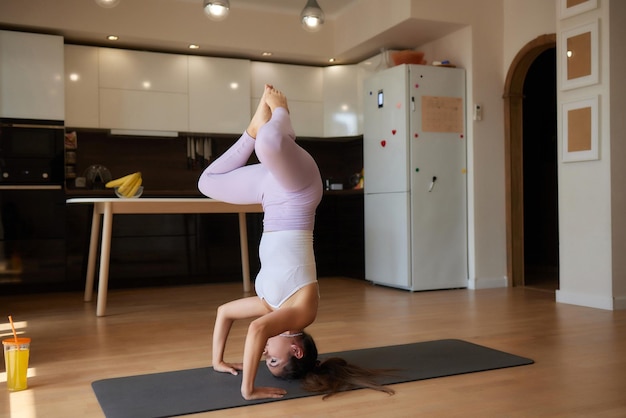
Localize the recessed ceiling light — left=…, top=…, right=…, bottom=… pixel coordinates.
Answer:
left=328, top=58, right=335, bottom=63
left=107, top=35, right=119, bottom=41
left=203, top=0, right=230, bottom=22
left=262, top=52, right=273, bottom=57
left=189, top=44, right=200, bottom=49
left=95, top=0, right=121, bottom=8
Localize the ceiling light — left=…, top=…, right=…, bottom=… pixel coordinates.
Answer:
left=300, top=0, right=325, bottom=32
left=203, top=0, right=230, bottom=21
left=189, top=44, right=200, bottom=49
left=107, top=35, right=119, bottom=41
left=95, top=0, right=120, bottom=8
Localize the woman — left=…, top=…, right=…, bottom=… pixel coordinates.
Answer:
left=198, top=85, right=393, bottom=400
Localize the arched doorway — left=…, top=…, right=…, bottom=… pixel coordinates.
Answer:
left=523, top=48, right=559, bottom=290
left=503, top=34, right=557, bottom=288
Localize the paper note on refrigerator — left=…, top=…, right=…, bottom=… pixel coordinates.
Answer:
left=421, top=96, right=464, bottom=133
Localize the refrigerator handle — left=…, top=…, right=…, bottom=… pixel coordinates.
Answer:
left=411, top=96, right=415, bottom=112
left=429, top=176, right=437, bottom=192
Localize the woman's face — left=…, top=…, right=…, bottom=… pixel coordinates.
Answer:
left=263, top=335, right=297, bottom=376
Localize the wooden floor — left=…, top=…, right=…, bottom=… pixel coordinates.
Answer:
left=1, top=277, right=625, bottom=418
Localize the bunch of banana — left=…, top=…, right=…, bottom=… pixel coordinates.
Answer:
left=106, top=172, right=143, bottom=198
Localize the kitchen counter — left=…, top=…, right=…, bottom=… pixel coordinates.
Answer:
left=67, top=197, right=263, bottom=316
left=64, top=188, right=205, bottom=198
left=65, top=188, right=363, bottom=198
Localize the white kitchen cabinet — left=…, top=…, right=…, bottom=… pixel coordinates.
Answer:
left=262, top=99, right=324, bottom=138
left=246, top=97, right=324, bottom=138
left=188, top=56, right=250, bottom=134
left=100, top=88, right=188, bottom=132
left=64, top=45, right=99, bottom=128
left=97, top=48, right=189, bottom=132
left=2, top=31, right=365, bottom=137
left=0, top=30, right=64, bottom=120
left=250, top=62, right=324, bottom=137
left=251, top=62, right=323, bottom=102
left=323, top=65, right=360, bottom=137
left=99, top=48, right=188, bottom=93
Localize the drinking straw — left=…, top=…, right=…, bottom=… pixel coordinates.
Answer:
left=7, top=315, right=19, bottom=343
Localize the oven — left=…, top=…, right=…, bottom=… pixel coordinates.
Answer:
left=0, top=118, right=65, bottom=184
left=0, top=119, right=66, bottom=291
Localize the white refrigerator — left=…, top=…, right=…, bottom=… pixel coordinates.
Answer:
left=363, top=64, right=467, bottom=291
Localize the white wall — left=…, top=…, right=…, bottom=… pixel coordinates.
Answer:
left=418, top=27, right=484, bottom=286
left=609, top=0, right=626, bottom=309
left=501, top=0, right=625, bottom=310
left=415, top=0, right=507, bottom=289
left=409, top=0, right=623, bottom=303
left=465, top=4, right=508, bottom=289
left=503, top=0, right=556, bottom=70
left=555, top=1, right=615, bottom=309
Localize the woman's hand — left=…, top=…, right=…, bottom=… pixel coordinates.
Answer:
left=213, top=361, right=243, bottom=375
left=242, top=386, right=287, bottom=400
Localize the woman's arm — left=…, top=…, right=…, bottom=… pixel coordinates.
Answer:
left=212, top=297, right=269, bottom=374
left=240, top=317, right=287, bottom=400
left=240, top=285, right=319, bottom=400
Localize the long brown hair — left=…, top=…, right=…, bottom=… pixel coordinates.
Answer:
left=279, top=332, right=395, bottom=399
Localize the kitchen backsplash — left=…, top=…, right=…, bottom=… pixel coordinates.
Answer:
left=65, top=130, right=363, bottom=196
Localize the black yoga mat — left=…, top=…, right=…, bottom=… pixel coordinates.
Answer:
left=92, top=339, right=533, bottom=418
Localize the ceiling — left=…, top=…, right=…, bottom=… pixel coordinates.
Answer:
left=0, top=0, right=464, bottom=66
left=217, top=0, right=357, bottom=17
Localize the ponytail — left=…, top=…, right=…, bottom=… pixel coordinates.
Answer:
left=278, top=332, right=395, bottom=399
left=302, top=357, right=395, bottom=399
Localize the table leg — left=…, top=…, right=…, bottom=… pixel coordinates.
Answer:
left=96, top=202, right=113, bottom=317
left=84, top=207, right=102, bottom=302
left=238, top=213, right=251, bottom=293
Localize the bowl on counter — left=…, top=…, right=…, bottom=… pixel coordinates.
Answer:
left=114, top=186, right=144, bottom=199
left=391, top=50, right=426, bottom=66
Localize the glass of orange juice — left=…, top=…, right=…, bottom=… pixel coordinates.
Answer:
left=3, top=338, right=30, bottom=391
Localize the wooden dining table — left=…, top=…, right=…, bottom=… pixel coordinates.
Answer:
left=67, top=198, right=263, bottom=316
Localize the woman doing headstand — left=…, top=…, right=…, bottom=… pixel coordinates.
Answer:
left=198, top=85, right=393, bottom=400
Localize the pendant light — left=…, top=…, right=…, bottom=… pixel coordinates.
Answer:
left=95, top=0, right=120, bottom=8
left=203, top=0, right=230, bottom=21
left=300, top=0, right=325, bottom=32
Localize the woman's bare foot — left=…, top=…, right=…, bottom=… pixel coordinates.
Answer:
left=246, top=85, right=272, bottom=138
left=265, top=86, right=289, bottom=114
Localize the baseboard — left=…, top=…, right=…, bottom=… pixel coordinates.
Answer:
left=613, top=295, right=626, bottom=310
left=555, top=289, right=616, bottom=310
left=468, top=276, right=508, bottom=289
